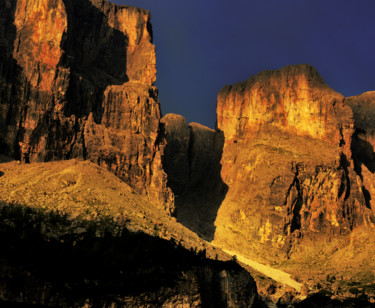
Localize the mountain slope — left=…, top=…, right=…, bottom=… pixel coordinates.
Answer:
left=0, top=157, right=260, bottom=307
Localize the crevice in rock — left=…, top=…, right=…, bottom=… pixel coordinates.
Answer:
left=340, top=153, right=351, bottom=201
left=290, top=177, right=303, bottom=233
left=338, top=124, right=346, bottom=147
left=284, top=163, right=304, bottom=234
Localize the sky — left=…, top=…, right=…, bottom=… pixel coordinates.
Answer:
left=113, top=0, right=375, bottom=128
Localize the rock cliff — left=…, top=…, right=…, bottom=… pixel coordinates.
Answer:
left=157, top=67, right=375, bottom=261
left=213, top=64, right=374, bottom=261
left=153, top=67, right=375, bottom=304
left=2, top=0, right=375, bottom=303
left=160, top=114, right=227, bottom=240
left=216, top=64, right=354, bottom=157
left=345, top=92, right=375, bottom=213
left=0, top=0, right=172, bottom=211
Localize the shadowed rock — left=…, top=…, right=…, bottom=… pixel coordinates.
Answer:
left=0, top=0, right=172, bottom=211
left=345, top=91, right=375, bottom=213
left=0, top=202, right=259, bottom=307
left=160, top=114, right=228, bottom=241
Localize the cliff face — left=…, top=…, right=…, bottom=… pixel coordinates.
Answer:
left=213, top=65, right=374, bottom=261
left=345, top=92, right=375, bottom=213
left=160, top=114, right=227, bottom=240
left=0, top=0, right=172, bottom=211
left=216, top=64, right=354, bottom=157
left=157, top=66, right=374, bottom=261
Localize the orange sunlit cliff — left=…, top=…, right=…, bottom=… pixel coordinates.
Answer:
left=0, top=0, right=172, bottom=211
left=1, top=0, right=375, bottom=306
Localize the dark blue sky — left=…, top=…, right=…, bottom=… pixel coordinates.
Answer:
left=113, top=0, right=375, bottom=128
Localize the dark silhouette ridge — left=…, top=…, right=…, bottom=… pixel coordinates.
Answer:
left=160, top=115, right=228, bottom=241
left=296, top=292, right=374, bottom=308
left=0, top=202, right=258, bottom=307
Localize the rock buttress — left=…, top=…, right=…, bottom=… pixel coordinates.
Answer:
left=345, top=91, right=375, bottom=214
left=160, top=113, right=228, bottom=240
left=0, top=0, right=173, bottom=212
left=214, top=64, right=373, bottom=262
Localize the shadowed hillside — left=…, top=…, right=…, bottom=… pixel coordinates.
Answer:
left=0, top=202, right=259, bottom=307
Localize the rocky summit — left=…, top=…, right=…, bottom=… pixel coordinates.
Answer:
left=213, top=64, right=374, bottom=262
left=1, top=0, right=375, bottom=307
left=161, top=64, right=375, bottom=303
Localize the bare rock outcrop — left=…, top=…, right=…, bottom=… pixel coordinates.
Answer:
left=160, top=113, right=227, bottom=240
left=345, top=91, right=375, bottom=213
left=216, top=64, right=354, bottom=158
left=0, top=0, right=172, bottom=211
left=213, top=65, right=374, bottom=261
left=160, top=114, right=191, bottom=195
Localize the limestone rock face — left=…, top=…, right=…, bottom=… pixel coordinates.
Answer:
left=216, top=65, right=353, bottom=147
left=214, top=65, right=373, bottom=261
left=161, top=114, right=227, bottom=240
left=160, top=114, right=191, bottom=195
left=0, top=0, right=172, bottom=211
left=345, top=92, right=375, bottom=213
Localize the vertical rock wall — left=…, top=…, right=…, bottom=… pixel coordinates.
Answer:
left=160, top=114, right=227, bottom=240
left=214, top=65, right=374, bottom=261
left=345, top=92, right=375, bottom=213
left=0, top=0, right=173, bottom=211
